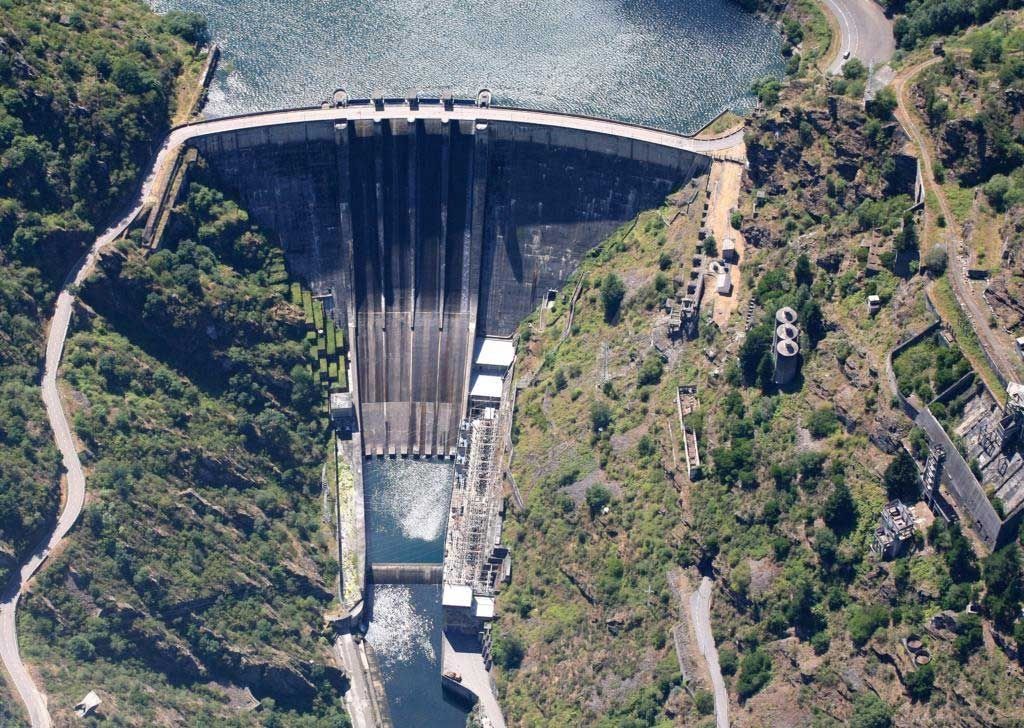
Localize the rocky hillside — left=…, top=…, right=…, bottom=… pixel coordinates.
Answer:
left=493, top=25, right=1024, bottom=728
left=15, top=170, right=349, bottom=725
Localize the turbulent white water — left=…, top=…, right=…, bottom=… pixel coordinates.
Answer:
left=150, top=0, right=784, bottom=133
left=368, top=458, right=451, bottom=547
left=365, top=585, right=435, bottom=672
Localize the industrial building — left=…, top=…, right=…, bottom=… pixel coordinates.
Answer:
left=871, top=500, right=916, bottom=559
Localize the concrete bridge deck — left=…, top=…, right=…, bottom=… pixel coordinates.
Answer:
left=166, top=98, right=744, bottom=155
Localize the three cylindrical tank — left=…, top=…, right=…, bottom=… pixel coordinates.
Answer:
left=773, top=308, right=800, bottom=385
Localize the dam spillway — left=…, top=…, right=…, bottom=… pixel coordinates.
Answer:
left=188, top=102, right=711, bottom=455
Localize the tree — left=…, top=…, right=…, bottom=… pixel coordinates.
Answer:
left=491, top=631, right=524, bottom=670
left=924, top=245, right=947, bottom=275
left=585, top=484, right=612, bottom=516
left=953, top=614, right=983, bottom=663
left=843, top=58, right=868, bottom=80
left=982, top=544, right=1023, bottom=631
left=290, top=364, right=318, bottom=411
left=806, top=407, right=839, bottom=439
left=694, top=689, right=714, bottom=715
left=737, top=649, right=772, bottom=700
left=794, top=253, right=813, bottom=287
left=162, top=11, right=210, bottom=44
left=868, top=87, right=898, bottom=119
left=601, top=273, right=626, bottom=323
left=883, top=449, right=919, bottom=502
left=740, top=323, right=773, bottom=386
left=800, top=299, right=826, bottom=348
left=824, top=481, right=856, bottom=534
left=590, top=401, right=613, bottom=432
left=637, top=353, right=664, bottom=386
left=904, top=663, right=934, bottom=701
left=752, top=76, right=782, bottom=107
left=850, top=693, right=893, bottom=728
left=703, top=234, right=717, bottom=257
left=848, top=604, right=888, bottom=647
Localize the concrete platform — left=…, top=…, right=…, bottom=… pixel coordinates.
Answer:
left=441, top=630, right=506, bottom=728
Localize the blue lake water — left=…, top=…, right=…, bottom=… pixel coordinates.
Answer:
left=150, top=0, right=783, bottom=133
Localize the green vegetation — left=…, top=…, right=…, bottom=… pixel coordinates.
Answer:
left=736, top=648, right=772, bottom=700
left=888, top=0, right=1022, bottom=49
left=892, top=333, right=970, bottom=402
left=599, top=273, right=625, bottom=323
left=0, top=0, right=204, bottom=596
left=17, top=171, right=349, bottom=724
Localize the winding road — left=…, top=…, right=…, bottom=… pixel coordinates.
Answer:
left=822, top=0, right=895, bottom=74
left=0, top=134, right=182, bottom=728
left=0, top=99, right=739, bottom=726
left=690, top=577, right=728, bottom=728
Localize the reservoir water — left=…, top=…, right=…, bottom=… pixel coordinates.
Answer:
left=150, top=0, right=784, bottom=133
left=362, top=459, right=467, bottom=726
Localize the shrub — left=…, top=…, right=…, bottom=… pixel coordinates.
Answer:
left=736, top=649, right=772, bottom=700
left=590, top=401, right=613, bottom=434
left=806, top=407, right=839, bottom=439
left=601, top=273, right=626, bottom=323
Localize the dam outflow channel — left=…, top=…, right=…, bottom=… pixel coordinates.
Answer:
left=182, top=101, right=713, bottom=725
left=362, top=459, right=468, bottom=726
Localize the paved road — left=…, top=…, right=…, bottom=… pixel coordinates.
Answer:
left=441, top=631, right=506, bottom=728
left=334, top=635, right=383, bottom=728
left=822, top=0, right=896, bottom=75
left=0, top=132, right=183, bottom=728
left=690, top=577, right=728, bottom=728
left=171, top=100, right=745, bottom=155
left=893, top=58, right=1022, bottom=387
left=0, top=98, right=738, bottom=726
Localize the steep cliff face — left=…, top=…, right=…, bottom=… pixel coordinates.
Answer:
left=18, top=182, right=350, bottom=725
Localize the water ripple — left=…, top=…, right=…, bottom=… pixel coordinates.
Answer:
left=149, top=0, right=784, bottom=133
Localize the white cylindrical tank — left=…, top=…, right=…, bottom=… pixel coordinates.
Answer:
left=776, top=323, right=799, bottom=343
left=774, top=338, right=800, bottom=385
left=776, top=306, right=798, bottom=326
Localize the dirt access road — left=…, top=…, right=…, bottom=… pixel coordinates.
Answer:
left=893, top=56, right=1023, bottom=388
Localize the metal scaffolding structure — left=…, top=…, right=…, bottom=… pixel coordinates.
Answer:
left=443, top=407, right=504, bottom=595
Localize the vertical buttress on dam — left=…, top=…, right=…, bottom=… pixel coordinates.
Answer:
left=189, top=111, right=710, bottom=456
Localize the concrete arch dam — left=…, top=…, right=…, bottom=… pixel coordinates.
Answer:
left=188, top=108, right=711, bottom=456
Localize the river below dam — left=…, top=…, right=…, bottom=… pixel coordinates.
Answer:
left=362, top=458, right=467, bottom=727
left=150, top=0, right=783, bottom=133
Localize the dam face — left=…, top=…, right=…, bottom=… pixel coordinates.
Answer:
left=190, top=113, right=709, bottom=455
